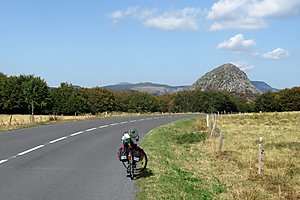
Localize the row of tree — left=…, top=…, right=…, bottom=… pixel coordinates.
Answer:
left=1, top=73, right=299, bottom=115
left=254, top=87, right=300, bottom=112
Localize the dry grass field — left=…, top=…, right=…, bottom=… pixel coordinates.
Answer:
left=0, top=114, right=95, bottom=131
left=137, top=112, right=300, bottom=200
left=0, top=112, right=156, bottom=132
left=194, top=112, right=300, bottom=199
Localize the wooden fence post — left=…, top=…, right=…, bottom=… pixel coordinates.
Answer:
left=218, top=130, right=223, bottom=153
left=210, top=114, right=217, bottom=139
left=214, top=113, right=217, bottom=127
left=9, top=115, right=13, bottom=126
left=206, top=114, right=209, bottom=127
left=210, top=113, right=213, bottom=129
left=258, top=137, right=263, bottom=175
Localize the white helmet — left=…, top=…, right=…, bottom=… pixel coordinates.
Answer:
left=123, top=133, right=130, bottom=140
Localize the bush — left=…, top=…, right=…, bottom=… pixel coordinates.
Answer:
left=176, top=131, right=208, bottom=144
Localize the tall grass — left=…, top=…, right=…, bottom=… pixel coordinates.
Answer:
left=0, top=114, right=94, bottom=131
left=210, top=112, right=300, bottom=199
left=137, top=112, right=300, bottom=200
left=0, top=112, right=165, bottom=132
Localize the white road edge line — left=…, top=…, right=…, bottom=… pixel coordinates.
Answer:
left=86, top=127, right=97, bottom=132
left=70, top=131, right=84, bottom=137
left=49, top=136, right=67, bottom=144
left=18, top=145, right=45, bottom=156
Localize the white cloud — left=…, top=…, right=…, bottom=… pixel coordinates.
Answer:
left=248, top=0, right=300, bottom=18
left=107, top=7, right=140, bottom=23
left=108, top=10, right=124, bottom=20
left=217, top=35, right=291, bottom=59
left=108, top=7, right=202, bottom=31
left=136, top=8, right=159, bottom=20
left=262, top=48, right=290, bottom=59
left=109, top=1, right=300, bottom=31
left=207, top=0, right=248, bottom=20
left=216, top=34, right=256, bottom=53
left=124, top=7, right=139, bottom=16
left=144, top=17, right=198, bottom=31
left=210, top=18, right=267, bottom=31
left=144, top=8, right=201, bottom=31
left=207, top=0, right=300, bottom=31
left=231, top=61, right=254, bottom=71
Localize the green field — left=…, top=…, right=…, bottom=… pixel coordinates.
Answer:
left=137, top=112, right=300, bottom=200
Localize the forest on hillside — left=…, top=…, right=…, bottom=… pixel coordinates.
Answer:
left=1, top=73, right=299, bottom=115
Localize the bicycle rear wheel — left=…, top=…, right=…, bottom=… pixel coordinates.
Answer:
left=136, top=151, right=147, bottom=172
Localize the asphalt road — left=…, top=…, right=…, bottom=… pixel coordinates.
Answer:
left=0, top=114, right=197, bottom=200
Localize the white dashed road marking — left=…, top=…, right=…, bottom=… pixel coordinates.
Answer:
left=0, top=160, right=8, bottom=164
left=49, top=136, right=67, bottom=144
left=99, top=125, right=109, bottom=128
left=17, top=145, right=45, bottom=156
left=70, top=131, right=84, bottom=137
left=120, top=121, right=128, bottom=124
left=110, top=123, right=119, bottom=126
left=86, top=128, right=97, bottom=132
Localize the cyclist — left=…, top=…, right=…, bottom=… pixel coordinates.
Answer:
left=119, top=128, right=143, bottom=162
left=118, top=128, right=147, bottom=177
left=121, top=128, right=139, bottom=149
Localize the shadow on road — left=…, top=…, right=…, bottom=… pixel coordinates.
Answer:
left=135, top=168, right=154, bottom=180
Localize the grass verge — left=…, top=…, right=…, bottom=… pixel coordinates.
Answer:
left=137, top=117, right=221, bottom=200
left=137, top=112, right=300, bottom=200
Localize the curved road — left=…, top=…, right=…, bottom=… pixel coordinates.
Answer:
left=0, top=114, right=196, bottom=200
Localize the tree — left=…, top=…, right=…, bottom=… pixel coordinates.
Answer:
left=255, top=92, right=279, bottom=112
left=84, top=87, right=116, bottom=114
left=277, top=87, right=300, bottom=111
left=20, top=75, right=49, bottom=117
left=113, top=91, right=131, bottom=112
left=173, top=90, right=197, bottom=112
left=127, top=92, right=158, bottom=113
left=49, top=83, right=90, bottom=115
left=155, top=94, right=175, bottom=113
left=0, top=73, right=10, bottom=113
left=173, top=90, right=238, bottom=113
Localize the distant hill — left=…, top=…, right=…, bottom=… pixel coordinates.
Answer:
left=251, top=81, right=279, bottom=93
left=103, top=64, right=278, bottom=96
left=191, top=63, right=262, bottom=99
left=104, top=82, right=189, bottom=95
left=103, top=80, right=278, bottom=96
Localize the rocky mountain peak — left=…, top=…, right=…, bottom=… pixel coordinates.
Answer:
left=191, top=63, right=262, bottom=97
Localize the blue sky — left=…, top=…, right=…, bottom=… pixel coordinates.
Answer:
left=0, top=0, right=299, bottom=89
